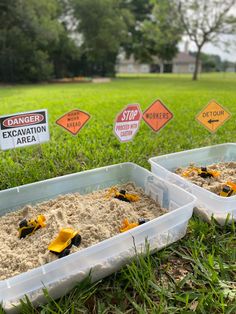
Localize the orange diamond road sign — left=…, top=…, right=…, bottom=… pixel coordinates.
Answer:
left=196, top=100, right=231, bottom=133
left=142, top=99, right=173, bottom=132
left=56, top=109, right=90, bottom=135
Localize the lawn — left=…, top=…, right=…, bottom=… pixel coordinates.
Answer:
left=0, top=73, right=235, bottom=313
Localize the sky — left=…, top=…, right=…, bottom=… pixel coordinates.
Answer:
left=179, top=35, right=236, bottom=62
left=203, top=37, right=236, bottom=62
left=179, top=5, right=236, bottom=62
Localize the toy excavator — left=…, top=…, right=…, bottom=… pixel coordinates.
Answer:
left=107, top=187, right=140, bottom=203
left=182, top=166, right=220, bottom=179
left=48, top=228, right=81, bottom=258
left=120, top=218, right=149, bottom=233
left=220, top=181, right=236, bottom=197
left=18, top=215, right=46, bottom=239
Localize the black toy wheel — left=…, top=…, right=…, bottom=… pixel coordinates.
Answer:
left=19, top=226, right=35, bottom=239
left=199, top=173, right=212, bottom=178
left=138, top=218, right=150, bottom=225
left=59, top=248, right=70, bottom=258
left=19, top=219, right=28, bottom=228
left=119, top=190, right=126, bottom=195
left=115, top=194, right=130, bottom=202
left=72, top=234, right=82, bottom=247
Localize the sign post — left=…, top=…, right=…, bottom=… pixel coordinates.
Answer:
left=196, top=100, right=231, bottom=133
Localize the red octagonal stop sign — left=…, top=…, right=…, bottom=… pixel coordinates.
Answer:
left=114, top=104, right=142, bottom=142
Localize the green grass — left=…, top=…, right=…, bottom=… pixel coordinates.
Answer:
left=0, top=73, right=235, bottom=313
left=0, top=73, right=236, bottom=188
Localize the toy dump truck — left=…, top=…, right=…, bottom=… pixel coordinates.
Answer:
left=220, top=181, right=236, bottom=197
left=48, top=228, right=81, bottom=258
left=18, top=215, right=46, bottom=239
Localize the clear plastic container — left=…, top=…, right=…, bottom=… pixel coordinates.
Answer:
left=149, top=143, right=236, bottom=219
left=0, top=163, right=195, bottom=313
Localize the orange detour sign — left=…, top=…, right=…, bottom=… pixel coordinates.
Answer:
left=142, top=99, right=173, bottom=132
left=114, top=104, right=142, bottom=142
left=196, top=100, right=231, bottom=133
left=56, top=109, right=90, bottom=135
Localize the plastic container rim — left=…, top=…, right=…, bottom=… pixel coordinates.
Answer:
left=149, top=143, right=236, bottom=202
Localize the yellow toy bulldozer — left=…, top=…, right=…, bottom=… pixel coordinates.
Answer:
left=182, top=166, right=220, bottom=179
left=107, top=187, right=140, bottom=203
left=120, top=218, right=149, bottom=233
left=48, top=228, right=81, bottom=258
left=18, top=215, right=46, bottom=239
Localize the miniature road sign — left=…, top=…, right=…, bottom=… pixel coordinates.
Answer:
left=0, top=109, right=49, bottom=150
left=56, top=109, right=90, bottom=135
left=142, top=99, right=173, bottom=132
left=114, top=104, right=142, bottom=142
left=196, top=100, right=231, bottom=133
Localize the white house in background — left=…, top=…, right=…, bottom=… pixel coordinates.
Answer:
left=225, top=62, right=236, bottom=72
left=116, top=51, right=201, bottom=74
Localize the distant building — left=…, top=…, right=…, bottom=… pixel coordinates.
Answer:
left=116, top=51, right=201, bottom=74
left=224, top=62, right=236, bottom=72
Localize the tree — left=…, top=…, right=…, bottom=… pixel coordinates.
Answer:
left=49, top=31, right=81, bottom=78
left=120, top=0, right=153, bottom=61
left=72, top=0, right=132, bottom=76
left=199, top=53, right=222, bottom=72
left=0, top=0, right=65, bottom=82
left=177, top=0, right=236, bottom=80
left=141, top=0, right=183, bottom=70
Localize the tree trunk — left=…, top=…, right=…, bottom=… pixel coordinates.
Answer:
left=193, top=48, right=201, bottom=81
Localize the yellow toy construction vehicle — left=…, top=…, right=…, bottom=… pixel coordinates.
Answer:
left=220, top=181, right=236, bottom=197
left=48, top=228, right=81, bottom=258
left=18, top=215, right=46, bottom=239
left=107, top=187, right=140, bottom=203
left=182, top=166, right=219, bottom=179
left=120, top=218, right=149, bottom=233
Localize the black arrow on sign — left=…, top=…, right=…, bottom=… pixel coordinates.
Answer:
left=208, top=119, right=219, bottom=124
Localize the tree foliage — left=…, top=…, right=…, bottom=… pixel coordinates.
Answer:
left=71, top=0, right=132, bottom=76
left=177, top=0, right=236, bottom=80
left=191, top=51, right=225, bottom=72
left=141, top=0, right=183, bottom=63
left=0, top=0, right=65, bottom=82
left=1, top=0, right=233, bottom=82
left=120, top=0, right=153, bottom=61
